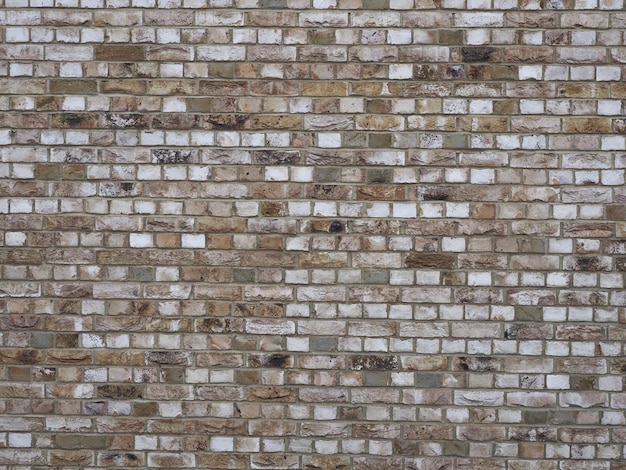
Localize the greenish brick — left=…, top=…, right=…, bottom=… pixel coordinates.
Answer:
left=310, top=337, right=337, bottom=352
left=523, top=410, right=549, bottom=425
left=362, top=269, right=388, bottom=284
left=369, top=133, right=392, bottom=149
left=234, top=269, right=255, bottom=283
left=161, top=368, right=185, bottom=383
left=521, top=238, right=545, bottom=253
left=56, top=434, right=82, bottom=449
left=259, top=0, right=286, bottom=6
left=439, top=30, right=464, bottom=44
left=129, top=267, right=154, bottom=282
left=83, top=435, right=109, bottom=449
left=416, top=372, right=442, bottom=388
left=316, top=167, right=342, bottom=183
left=443, top=441, right=469, bottom=456
left=187, top=98, right=212, bottom=112
left=363, top=371, right=390, bottom=386
left=443, top=134, right=466, bottom=149
left=515, top=307, right=542, bottom=321
left=32, top=333, right=53, bottom=348
left=208, top=63, right=235, bottom=78
left=363, top=0, right=389, bottom=8
left=366, top=168, right=393, bottom=183
left=553, top=410, right=577, bottom=425
left=343, top=133, right=367, bottom=148
left=310, top=30, right=335, bottom=45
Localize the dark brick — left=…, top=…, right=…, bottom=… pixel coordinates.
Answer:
left=461, top=47, right=498, bottom=62
left=95, top=45, right=145, bottom=60
left=406, top=253, right=455, bottom=269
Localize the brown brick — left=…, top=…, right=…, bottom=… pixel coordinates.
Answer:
left=50, top=79, right=97, bottom=94
left=563, top=118, right=611, bottom=134
left=405, top=253, right=455, bottom=269
left=503, top=46, right=554, bottom=63
left=302, top=81, right=348, bottom=96
left=0, top=113, right=48, bottom=128
left=95, top=45, right=145, bottom=61
left=101, top=80, right=148, bottom=95
left=251, top=114, right=302, bottom=130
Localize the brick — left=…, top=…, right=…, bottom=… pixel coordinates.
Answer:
left=51, top=113, right=99, bottom=129
left=1, top=3, right=624, bottom=468
left=94, top=46, right=144, bottom=61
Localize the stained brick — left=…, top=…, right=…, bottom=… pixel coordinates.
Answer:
left=1, top=4, right=622, bottom=468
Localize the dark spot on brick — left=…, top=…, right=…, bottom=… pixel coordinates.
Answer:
left=152, top=149, right=194, bottom=164
left=457, top=356, right=500, bottom=372
left=249, top=353, right=292, bottom=368
left=350, top=355, right=398, bottom=370
left=461, top=47, right=497, bottom=62
left=53, top=113, right=98, bottom=129
left=268, top=354, right=289, bottom=368
left=306, top=220, right=345, bottom=233
left=575, top=257, right=602, bottom=271
left=63, top=113, right=83, bottom=126
left=421, top=191, right=449, bottom=201
left=414, top=64, right=438, bottom=80
left=505, top=324, right=552, bottom=340
left=445, top=64, right=464, bottom=79
left=329, top=221, right=344, bottom=233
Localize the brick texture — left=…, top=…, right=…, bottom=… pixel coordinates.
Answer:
left=0, top=1, right=625, bottom=468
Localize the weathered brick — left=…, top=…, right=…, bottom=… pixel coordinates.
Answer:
left=1, top=4, right=623, bottom=468
left=94, top=45, right=144, bottom=61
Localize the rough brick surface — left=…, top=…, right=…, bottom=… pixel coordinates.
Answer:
left=0, top=0, right=625, bottom=468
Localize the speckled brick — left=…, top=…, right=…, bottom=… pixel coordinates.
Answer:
left=0, top=2, right=623, bottom=469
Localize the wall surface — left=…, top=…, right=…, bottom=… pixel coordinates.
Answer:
left=1, top=0, right=626, bottom=468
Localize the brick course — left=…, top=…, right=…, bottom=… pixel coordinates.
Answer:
left=1, top=1, right=625, bottom=468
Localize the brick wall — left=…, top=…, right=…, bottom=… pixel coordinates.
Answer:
left=1, top=1, right=625, bottom=468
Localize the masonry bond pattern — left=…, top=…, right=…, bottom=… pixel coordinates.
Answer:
left=1, top=1, right=626, bottom=469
